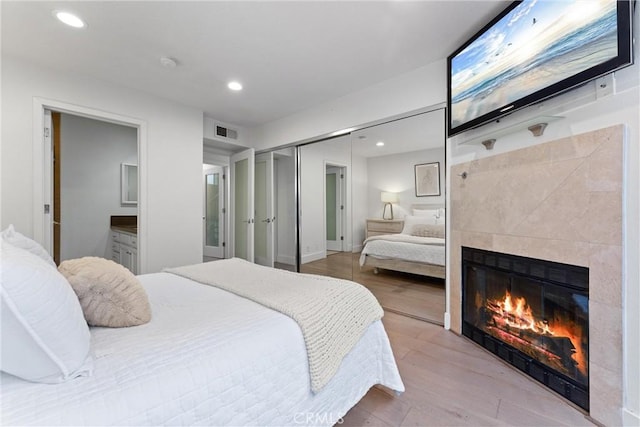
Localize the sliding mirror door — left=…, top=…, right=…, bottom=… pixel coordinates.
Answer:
left=351, top=109, right=446, bottom=324
left=298, top=135, right=353, bottom=280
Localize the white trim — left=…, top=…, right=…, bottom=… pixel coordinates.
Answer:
left=276, top=254, right=296, bottom=265
left=443, top=312, right=451, bottom=330
left=32, top=98, right=148, bottom=273
left=623, top=408, right=640, bottom=426
left=301, top=250, right=326, bottom=264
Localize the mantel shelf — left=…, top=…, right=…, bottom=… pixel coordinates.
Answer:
left=458, top=115, right=565, bottom=149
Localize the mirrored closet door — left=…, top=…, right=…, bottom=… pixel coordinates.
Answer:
left=351, top=109, right=446, bottom=324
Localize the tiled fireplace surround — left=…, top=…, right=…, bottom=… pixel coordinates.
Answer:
left=450, top=125, right=623, bottom=426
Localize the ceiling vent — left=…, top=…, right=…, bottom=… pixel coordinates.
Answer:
left=215, top=124, right=238, bottom=140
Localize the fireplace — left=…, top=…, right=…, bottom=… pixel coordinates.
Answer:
left=462, top=247, right=589, bottom=410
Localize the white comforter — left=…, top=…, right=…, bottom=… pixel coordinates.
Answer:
left=1, top=272, right=404, bottom=426
left=360, top=233, right=446, bottom=267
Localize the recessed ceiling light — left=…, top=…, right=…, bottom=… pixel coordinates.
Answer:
left=228, top=81, right=243, bottom=91
left=54, top=11, right=85, bottom=28
left=376, top=141, right=385, bottom=147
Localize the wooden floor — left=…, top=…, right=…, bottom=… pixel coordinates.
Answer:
left=342, top=311, right=593, bottom=427
left=301, top=252, right=445, bottom=324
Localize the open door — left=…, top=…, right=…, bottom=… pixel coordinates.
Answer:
left=203, top=165, right=225, bottom=259
left=230, top=148, right=255, bottom=262
left=326, top=165, right=345, bottom=252
left=254, top=152, right=275, bottom=267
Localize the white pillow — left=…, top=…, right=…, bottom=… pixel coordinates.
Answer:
left=1, top=241, right=92, bottom=383
left=1, top=224, right=56, bottom=268
left=412, top=208, right=440, bottom=218
left=402, top=215, right=438, bottom=233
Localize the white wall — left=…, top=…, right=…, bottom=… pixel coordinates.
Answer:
left=366, top=147, right=445, bottom=220
left=351, top=154, right=368, bottom=252
left=1, top=56, right=204, bottom=273
left=253, top=13, right=640, bottom=423
left=60, top=113, right=137, bottom=261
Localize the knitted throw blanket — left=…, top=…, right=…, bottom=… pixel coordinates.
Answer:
left=165, top=258, right=383, bottom=393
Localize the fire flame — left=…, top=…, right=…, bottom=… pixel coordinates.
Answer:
left=489, top=291, right=587, bottom=377
left=498, top=292, right=553, bottom=335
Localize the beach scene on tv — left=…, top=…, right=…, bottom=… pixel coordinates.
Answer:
left=450, top=0, right=618, bottom=130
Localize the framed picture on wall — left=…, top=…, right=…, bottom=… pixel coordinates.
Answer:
left=414, top=162, right=440, bottom=197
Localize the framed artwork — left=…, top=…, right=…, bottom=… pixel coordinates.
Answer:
left=414, top=162, right=440, bottom=197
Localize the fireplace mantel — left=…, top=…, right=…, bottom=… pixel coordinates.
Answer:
left=450, top=125, right=623, bottom=426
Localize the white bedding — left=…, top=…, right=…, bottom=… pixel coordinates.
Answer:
left=1, top=272, right=404, bottom=426
left=360, top=234, right=446, bottom=267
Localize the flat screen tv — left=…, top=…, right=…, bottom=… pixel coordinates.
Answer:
left=448, top=0, right=634, bottom=137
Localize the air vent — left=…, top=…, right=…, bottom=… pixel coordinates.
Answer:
left=216, top=125, right=238, bottom=140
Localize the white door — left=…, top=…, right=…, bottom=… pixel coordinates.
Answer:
left=203, top=165, right=225, bottom=258
left=230, top=149, right=255, bottom=262
left=254, top=152, right=275, bottom=267
left=325, top=166, right=344, bottom=252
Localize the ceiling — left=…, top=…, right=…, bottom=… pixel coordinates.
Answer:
left=352, top=109, right=445, bottom=158
left=1, top=1, right=508, bottom=128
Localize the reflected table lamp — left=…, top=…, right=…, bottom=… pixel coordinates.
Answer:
left=381, top=192, right=398, bottom=220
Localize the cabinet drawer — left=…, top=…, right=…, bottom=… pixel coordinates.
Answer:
left=367, top=220, right=403, bottom=233
left=111, top=243, right=120, bottom=252
left=119, top=233, right=132, bottom=246
left=130, top=236, right=137, bottom=248
left=111, top=231, right=120, bottom=243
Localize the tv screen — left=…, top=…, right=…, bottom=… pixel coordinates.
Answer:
left=448, top=0, right=633, bottom=137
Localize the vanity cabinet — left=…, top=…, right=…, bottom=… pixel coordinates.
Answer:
left=111, top=229, right=137, bottom=274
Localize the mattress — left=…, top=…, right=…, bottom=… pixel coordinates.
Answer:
left=360, top=234, right=446, bottom=267
left=1, top=272, right=404, bottom=426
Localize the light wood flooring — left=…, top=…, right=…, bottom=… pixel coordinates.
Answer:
left=301, top=252, right=445, bottom=324
left=343, top=311, right=593, bottom=427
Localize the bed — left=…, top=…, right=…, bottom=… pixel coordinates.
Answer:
left=360, top=205, right=446, bottom=279
left=1, top=235, right=404, bottom=427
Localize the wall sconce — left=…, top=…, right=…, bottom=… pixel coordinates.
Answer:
left=381, top=192, right=398, bottom=220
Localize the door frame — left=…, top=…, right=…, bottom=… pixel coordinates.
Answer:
left=33, top=98, right=147, bottom=273
left=323, top=161, right=347, bottom=254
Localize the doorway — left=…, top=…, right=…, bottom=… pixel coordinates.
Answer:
left=203, top=164, right=225, bottom=260
left=35, top=98, right=145, bottom=273
left=325, top=165, right=346, bottom=253
left=48, top=109, right=138, bottom=265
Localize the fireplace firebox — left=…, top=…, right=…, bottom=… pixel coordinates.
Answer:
left=462, top=247, right=589, bottom=410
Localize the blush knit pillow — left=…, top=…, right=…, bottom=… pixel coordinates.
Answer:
left=59, top=257, right=151, bottom=328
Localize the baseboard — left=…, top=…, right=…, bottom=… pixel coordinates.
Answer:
left=276, top=254, right=295, bottom=265
left=623, top=408, right=640, bottom=426
left=301, top=251, right=325, bottom=264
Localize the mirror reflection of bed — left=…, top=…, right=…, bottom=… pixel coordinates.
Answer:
left=299, top=109, right=446, bottom=324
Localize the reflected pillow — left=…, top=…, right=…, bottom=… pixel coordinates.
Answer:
left=401, top=215, right=438, bottom=233
left=59, top=257, right=151, bottom=328
left=1, top=224, right=56, bottom=268
left=411, top=224, right=445, bottom=238
left=412, top=208, right=439, bottom=218
left=1, top=241, right=92, bottom=383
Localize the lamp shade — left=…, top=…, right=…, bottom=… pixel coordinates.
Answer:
left=380, top=192, right=398, bottom=203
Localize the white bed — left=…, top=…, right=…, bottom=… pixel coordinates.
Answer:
left=360, top=207, right=446, bottom=279
left=1, top=270, right=404, bottom=426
